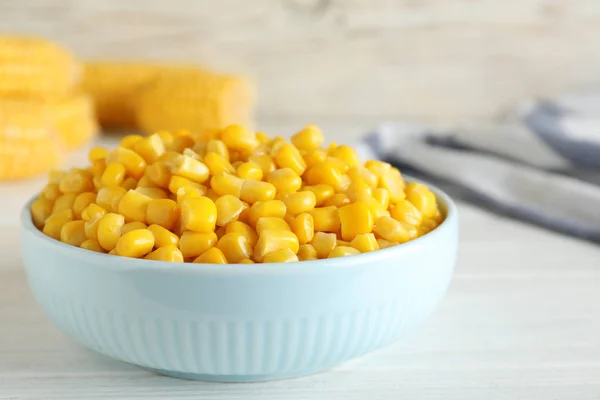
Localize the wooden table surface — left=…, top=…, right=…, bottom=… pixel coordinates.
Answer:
left=1, top=125, right=599, bottom=399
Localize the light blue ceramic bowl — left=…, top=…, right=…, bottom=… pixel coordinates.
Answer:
left=21, top=180, right=458, bottom=382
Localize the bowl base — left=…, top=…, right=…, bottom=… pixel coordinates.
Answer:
left=146, top=366, right=328, bottom=382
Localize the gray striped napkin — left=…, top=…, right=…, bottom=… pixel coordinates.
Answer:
left=358, top=91, right=600, bottom=243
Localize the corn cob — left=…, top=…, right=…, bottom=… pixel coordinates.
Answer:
left=135, top=69, right=255, bottom=134
left=80, top=62, right=165, bottom=128
left=0, top=100, right=62, bottom=180
left=51, top=93, right=98, bottom=149
left=0, top=36, right=81, bottom=99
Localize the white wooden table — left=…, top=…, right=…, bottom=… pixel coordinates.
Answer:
left=1, top=125, right=599, bottom=399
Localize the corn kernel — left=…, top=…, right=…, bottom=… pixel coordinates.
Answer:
left=96, top=186, right=127, bottom=212
left=274, top=144, right=306, bottom=175
left=145, top=199, right=180, bottom=231
left=217, top=232, right=253, bottom=263
left=350, top=233, right=379, bottom=253
left=206, top=139, right=229, bottom=160
left=374, top=216, right=411, bottom=243
left=120, top=134, right=144, bottom=149
left=240, top=180, right=276, bottom=204
left=323, top=193, right=350, bottom=208
left=215, top=195, right=245, bottom=226
left=328, top=246, right=361, bottom=258
left=283, top=191, right=316, bottom=216
left=222, top=124, right=258, bottom=153
left=106, top=147, right=147, bottom=179
left=89, top=147, right=109, bottom=163
left=80, top=239, right=105, bottom=253
left=169, top=135, right=195, bottom=153
left=179, top=231, right=218, bottom=259
left=146, top=224, right=179, bottom=247
left=100, top=163, right=126, bottom=187
left=348, top=166, right=378, bottom=188
left=263, top=248, right=299, bottom=263
left=91, top=160, right=107, bottom=177
left=373, top=188, right=390, bottom=209
left=268, top=168, right=302, bottom=194
left=58, top=220, right=86, bottom=247
left=122, top=177, right=138, bottom=191
left=336, top=239, right=352, bottom=247
left=254, top=230, right=299, bottom=262
left=338, top=202, right=374, bottom=241
left=52, top=192, right=77, bottom=214
left=225, top=221, right=258, bottom=247
left=168, top=175, right=205, bottom=194
left=59, top=170, right=93, bottom=193
left=175, top=186, right=206, bottom=204
left=304, top=161, right=350, bottom=192
left=379, top=170, right=405, bottom=202
left=355, top=193, right=390, bottom=220
left=158, top=150, right=180, bottom=164
left=134, top=133, right=165, bottom=164
left=42, top=209, right=74, bottom=240
left=236, top=162, right=263, bottom=181
left=256, top=217, right=291, bottom=234
left=135, top=187, right=167, bottom=200
left=41, top=183, right=61, bottom=202
left=346, top=179, right=372, bottom=201
left=248, top=155, right=275, bottom=176
left=405, top=183, right=438, bottom=219
left=118, top=190, right=153, bottom=223
left=291, top=125, right=324, bottom=151
left=147, top=161, right=172, bottom=188
left=390, top=199, right=422, bottom=226
left=211, top=174, right=244, bottom=197
left=121, top=221, right=148, bottom=234
left=308, top=206, right=340, bottom=233
left=168, top=154, right=210, bottom=183
left=81, top=203, right=106, bottom=222
left=377, top=238, right=398, bottom=249
left=303, top=184, right=334, bottom=206
left=97, top=213, right=125, bottom=251
left=365, top=160, right=392, bottom=177
left=145, top=245, right=184, bottom=262
left=136, top=173, right=158, bottom=189
left=180, top=196, right=217, bottom=232
left=311, top=231, right=336, bottom=259
left=31, top=197, right=54, bottom=228
left=239, top=258, right=255, bottom=264
left=297, top=244, right=318, bottom=260
left=290, top=213, right=314, bottom=245
left=303, top=149, right=327, bottom=169
left=115, top=229, right=154, bottom=258
left=72, top=192, right=96, bottom=219
left=329, top=145, right=359, bottom=168
left=248, top=200, right=286, bottom=227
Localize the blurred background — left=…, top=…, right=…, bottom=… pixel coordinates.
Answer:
left=4, top=0, right=600, bottom=134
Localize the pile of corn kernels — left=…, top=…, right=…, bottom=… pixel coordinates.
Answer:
left=30, top=125, right=443, bottom=263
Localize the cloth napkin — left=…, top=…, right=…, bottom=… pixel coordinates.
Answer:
left=358, top=91, right=600, bottom=243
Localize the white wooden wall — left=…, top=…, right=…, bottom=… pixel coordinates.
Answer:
left=3, top=0, right=600, bottom=124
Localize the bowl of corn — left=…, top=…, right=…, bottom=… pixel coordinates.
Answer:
left=21, top=125, right=458, bottom=382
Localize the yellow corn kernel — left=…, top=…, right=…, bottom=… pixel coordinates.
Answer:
left=121, top=221, right=148, bottom=234
left=169, top=135, right=195, bottom=153
left=147, top=161, right=172, bottom=188
left=217, top=232, right=253, bottom=263
left=390, top=199, right=422, bottom=226
left=291, top=125, right=324, bottom=151
left=225, top=221, right=258, bottom=247
left=268, top=168, right=302, bottom=194
left=329, top=145, right=360, bottom=168
left=311, top=231, right=337, bottom=259
left=336, top=239, right=352, bottom=247
left=81, top=203, right=106, bottom=222
left=215, top=195, right=245, bottom=226
left=115, top=229, right=154, bottom=258
left=378, top=170, right=405, bottom=203
left=168, top=154, right=210, bottom=183
left=283, top=191, right=316, bottom=216
left=206, top=139, right=230, bottom=160
left=89, top=147, right=109, bottom=163
left=348, top=166, right=378, bottom=188
left=326, top=157, right=349, bottom=173
left=80, top=239, right=105, bottom=253
left=95, top=186, right=126, bottom=212
left=97, top=213, right=125, bottom=251
left=255, top=131, right=268, bottom=143
left=31, top=197, right=54, bottom=228
left=365, top=160, right=392, bottom=177
left=346, top=179, right=372, bottom=201
left=117, top=190, right=153, bottom=223
left=222, top=124, right=258, bottom=153
left=308, top=206, right=340, bottom=233
left=338, top=202, right=374, bottom=241
left=248, top=200, right=286, bottom=227
left=405, top=183, right=438, bottom=219
left=290, top=213, right=314, bottom=245
left=377, top=238, right=398, bottom=249
left=43, top=209, right=74, bottom=240
left=355, top=193, right=390, bottom=220
left=41, top=183, right=61, bottom=201
left=350, top=233, right=379, bottom=253
left=135, top=187, right=167, bottom=200
left=134, top=134, right=165, bottom=164
left=136, top=173, right=158, bottom=189
left=168, top=175, right=205, bottom=194
left=323, top=193, right=350, bottom=208
left=303, top=149, right=327, bottom=169
left=328, top=246, right=361, bottom=258
left=178, top=231, right=217, bottom=259
left=180, top=196, right=217, bottom=232
left=304, top=161, right=350, bottom=192
left=192, top=142, right=207, bottom=157
left=176, top=185, right=206, bottom=203
left=48, top=170, right=67, bottom=184
left=145, top=245, right=184, bottom=262
left=59, top=170, right=93, bottom=193
left=238, top=258, right=254, bottom=264
left=238, top=201, right=250, bottom=223
left=211, top=174, right=244, bottom=197
left=119, top=134, right=143, bottom=149
left=59, top=220, right=86, bottom=247
left=274, top=144, right=307, bottom=175
left=373, top=188, right=390, bottom=209
left=254, top=230, right=300, bottom=262
left=121, top=177, right=137, bottom=191
left=263, top=248, right=299, bottom=263
left=270, top=136, right=287, bottom=154
left=145, top=224, right=178, bottom=248
left=146, top=199, right=180, bottom=231
left=256, top=217, right=291, bottom=234
left=193, top=247, right=228, bottom=264
left=72, top=192, right=96, bottom=219
left=248, top=155, right=275, bottom=177
left=374, top=216, right=411, bottom=243
left=236, top=162, right=263, bottom=181
left=204, top=152, right=236, bottom=176
left=303, top=184, right=334, bottom=207
left=52, top=192, right=77, bottom=214
left=105, top=147, right=147, bottom=179
left=297, top=244, right=318, bottom=261
left=240, top=180, right=276, bottom=204
left=100, top=163, right=126, bottom=187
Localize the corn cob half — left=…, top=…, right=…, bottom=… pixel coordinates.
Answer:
left=51, top=93, right=98, bottom=149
